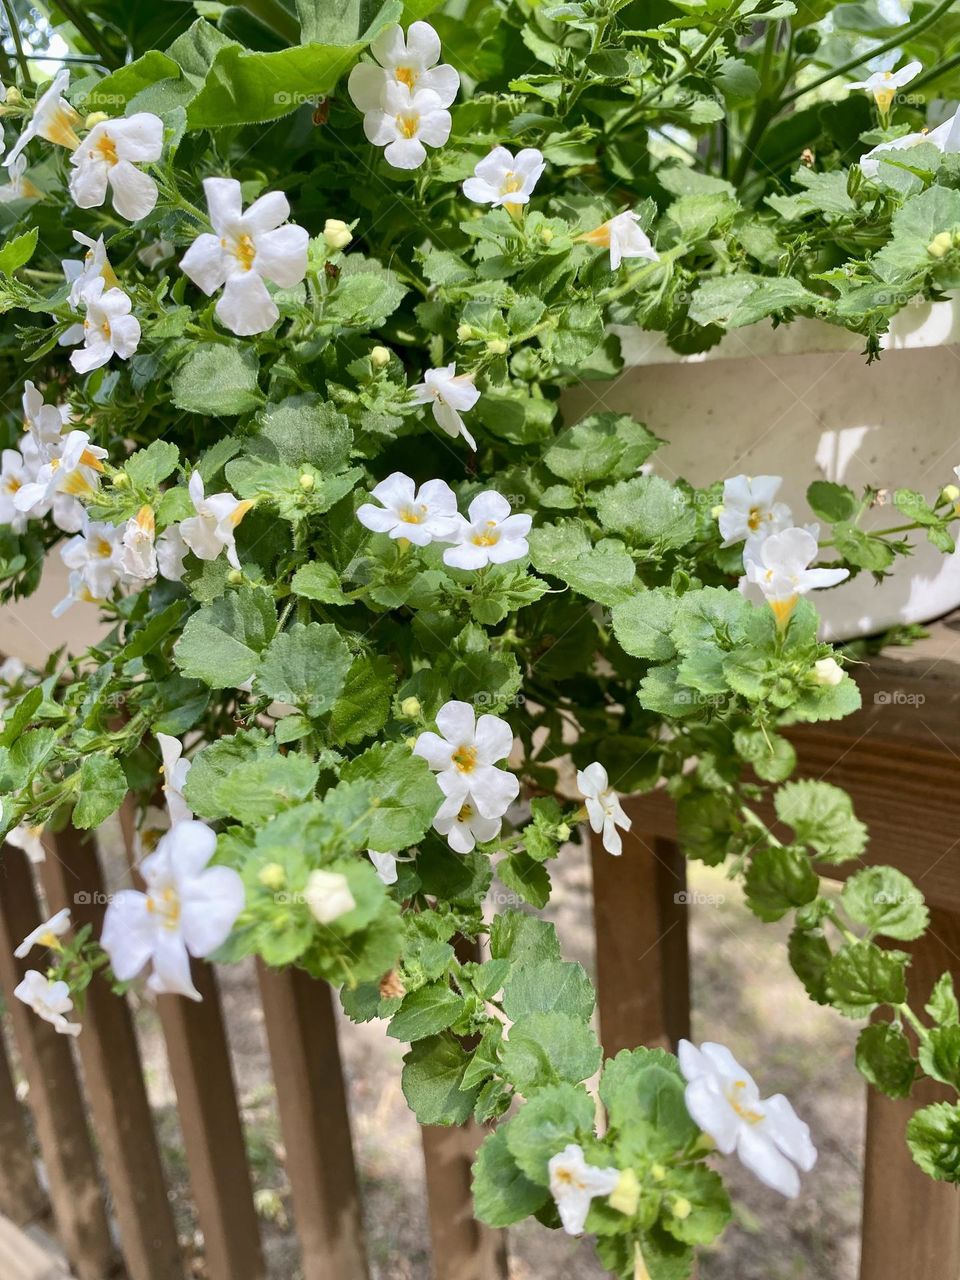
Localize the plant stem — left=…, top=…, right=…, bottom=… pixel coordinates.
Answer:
left=55, top=0, right=123, bottom=70
left=632, top=0, right=741, bottom=111
left=1, top=0, right=30, bottom=81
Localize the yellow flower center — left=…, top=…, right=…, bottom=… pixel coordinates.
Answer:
left=395, top=65, right=418, bottom=90
left=93, top=536, right=113, bottom=558
left=399, top=504, right=428, bottom=524
left=579, top=221, right=612, bottom=249
left=727, top=1080, right=764, bottom=1126
left=38, top=931, right=62, bottom=950
left=398, top=112, right=420, bottom=139
left=502, top=173, right=522, bottom=194
left=92, top=133, right=118, bottom=166
left=471, top=519, right=500, bottom=547
left=457, top=802, right=474, bottom=822
left=227, top=499, right=254, bottom=527
left=452, top=744, right=478, bottom=773
left=146, top=886, right=181, bottom=930
left=223, top=233, right=257, bottom=271
left=747, top=506, right=763, bottom=531
left=39, top=102, right=81, bottom=151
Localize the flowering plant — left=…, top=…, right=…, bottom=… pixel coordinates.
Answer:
left=2, top=1, right=960, bottom=1274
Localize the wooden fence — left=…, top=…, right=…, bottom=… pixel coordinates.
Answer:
left=1, top=622, right=960, bottom=1279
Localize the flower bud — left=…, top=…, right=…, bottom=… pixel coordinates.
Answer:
left=370, top=345, right=391, bottom=367
left=323, top=218, right=353, bottom=250
left=400, top=696, right=421, bottom=718
left=928, top=231, right=954, bottom=258
left=299, top=471, right=315, bottom=491
left=258, top=862, right=286, bottom=890
left=608, top=1168, right=639, bottom=1217
left=813, top=656, right=843, bottom=687
left=84, top=111, right=109, bottom=130
left=710, top=503, right=724, bottom=519
left=487, top=338, right=508, bottom=355
left=556, top=822, right=571, bottom=841
left=671, top=1197, right=692, bottom=1220
left=943, top=484, right=960, bottom=503
left=650, top=1163, right=666, bottom=1181
left=540, top=226, right=554, bottom=244
left=4, top=85, right=22, bottom=105
left=227, top=568, right=244, bottom=585
left=405, top=735, right=418, bottom=749
left=457, top=323, right=474, bottom=341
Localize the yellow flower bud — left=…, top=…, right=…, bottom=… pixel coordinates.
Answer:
left=84, top=111, right=110, bottom=130
left=323, top=218, right=353, bottom=250
left=299, top=472, right=315, bottom=491
left=556, top=822, right=571, bottom=841
left=710, top=504, right=724, bottom=519
left=457, top=323, right=474, bottom=341
left=258, top=862, right=286, bottom=890
left=112, top=472, right=130, bottom=488
left=227, top=568, right=244, bottom=585
left=928, top=231, right=955, bottom=258
left=487, top=338, right=508, bottom=355
left=608, top=1168, right=640, bottom=1217
left=400, top=696, right=422, bottom=718
left=540, top=226, right=554, bottom=244
left=942, top=484, right=960, bottom=503
left=370, top=345, right=391, bottom=367
left=650, top=1163, right=666, bottom=1181
left=4, top=85, right=22, bottom=105
left=671, top=1196, right=692, bottom=1220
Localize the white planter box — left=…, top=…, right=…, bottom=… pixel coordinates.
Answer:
left=563, top=297, right=960, bottom=641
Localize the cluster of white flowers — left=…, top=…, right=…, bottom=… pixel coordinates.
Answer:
left=716, top=474, right=849, bottom=627
left=348, top=22, right=459, bottom=169
left=413, top=700, right=519, bottom=852
left=357, top=471, right=531, bottom=567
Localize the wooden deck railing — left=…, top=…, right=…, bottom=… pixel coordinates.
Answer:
left=1, top=618, right=960, bottom=1279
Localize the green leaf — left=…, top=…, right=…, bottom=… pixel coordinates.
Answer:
left=83, top=51, right=182, bottom=110
left=183, top=729, right=275, bottom=820
left=825, top=941, right=908, bottom=1018
left=806, top=480, right=858, bottom=523
left=528, top=520, right=637, bottom=605
left=919, top=1025, right=960, bottom=1089
left=501, top=957, right=594, bottom=1022
left=256, top=622, right=352, bottom=716
left=472, top=1128, right=549, bottom=1227
left=504, top=1082, right=596, bottom=1183
left=689, top=275, right=821, bottom=329
left=297, top=0, right=402, bottom=44
left=330, top=654, right=396, bottom=745
left=125, top=440, right=180, bottom=490
left=291, top=562, right=351, bottom=605
left=340, top=743, right=440, bottom=849
left=599, top=1047, right=697, bottom=1153
left=205, top=754, right=319, bottom=825
left=774, top=779, right=867, bottom=863
left=659, top=1165, right=731, bottom=1246
left=0, top=228, right=38, bottom=276
left=907, top=1101, right=960, bottom=1182
left=676, top=791, right=734, bottom=865
left=174, top=590, right=276, bottom=688
left=498, top=853, right=551, bottom=908
left=841, top=867, right=928, bottom=941
left=74, top=756, right=127, bottom=829
left=788, top=926, right=832, bottom=1004
left=594, top=476, right=697, bottom=548
left=401, top=1033, right=479, bottom=1125
left=927, top=973, right=959, bottom=1027
left=611, top=589, right=678, bottom=661
left=388, top=982, right=466, bottom=1043
left=489, top=911, right=561, bottom=965
left=500, top=1012, right=601, bottom=1092
left=255, top=396, right=353, bottom=471
left=855, top=1023, right=916, bottom=1099
left=744, top=846, right=819, bottom=922
left=832, top=523, right=896, bottom=574
left=542, top=412, right=659, bottom=484
left=171, top=345, right=262, bottom=417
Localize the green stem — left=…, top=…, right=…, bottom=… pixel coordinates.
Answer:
left=898, top=1001, right=931, bottom=1045
left=1, top=0, right=30, bottom=81
left=55, top=0, right=123, bottom=70
left=780, top=0, right=955, bottom=109
left=236, top=0, right=300, bottom=45
left=631, top=0, right=741, bottom=110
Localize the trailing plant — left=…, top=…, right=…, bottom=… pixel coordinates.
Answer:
left=1, top=1, right=960, bottom=1274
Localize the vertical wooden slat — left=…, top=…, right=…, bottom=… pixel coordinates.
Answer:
left=859, top=908, right=960, bottom=1280
left=591, top=821, right=691, bottom=1056
left=0, top=843, right=116, bottom=1280
left=256, top=962, right=368, bottom=1280
left=157, top=961, right=265, bottom=1280
left=38, top=826, right=184, bottom=1280
left=0, top=1020, right=46, bottom=1225
left=422, top=1121, right=509, bottom=1280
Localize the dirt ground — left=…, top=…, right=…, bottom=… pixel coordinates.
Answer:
left=127, top=836, right=862, bottom=1280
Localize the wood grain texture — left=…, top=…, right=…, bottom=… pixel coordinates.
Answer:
left=421, top=1122, right=510, bottom=1280
left=39, top=826, right=183, bottom=1280
left=0, top=843, right=116, bottom=1280
left=257, top=962, right=368, bottom=1280
left=0, top=1023, right=45, bottom=1226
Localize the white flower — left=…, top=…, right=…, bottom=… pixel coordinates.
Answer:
left=413, top=700, right=518, bottom=819
left=576, top=761, right=632, bottom=856
left=718, top=475, right=793, bottom=550
left=157, top=732, right=192, bottom=827
left=121, top=504, right=157, bottom=582
left=463, top=146, right=545, bottom=208
left=848, top=60, right=922, bottom=112
left=14, top=908, right=71, bottom=959
left=62, top=277, right=141, bottom=374
left=678, top=1039, right=817, bottom=1198
left=132, top=805, right=169, bottom=861
left=22, top=378, right=70, bottom=454
left=0, top=656, right=25, bottom=684
left=58, top=516, right=125, bottom=604
left=357, top=471, right=459, bottom=545
left=813, top=656, right=843, bottom=687
left=138, top=238, right=174, bottom=269
left=860, top=104, right=960, bottom=178
left=14, top=970, right=81, bottom=1037
left=410, top=363, right=481, bottom=449
left=368, top=850, right=399, bottom=884
left=5, top=71, right=81, bottom=167
left=744, top=527, right=849, bottom=627
left=62, top=230, right=120, bottom=308
left=580, top=211, right=659, bottom=271
left=304, top=869, right=356, bottom=924
left=442, top=491, right=532, bottom=570
left=14, top=428, right=107, bottom=511
left=6, top=822, right=46, bottom=863
left=69, top=113, right=163, bottom=222
left=0, top=448, right=34, bottom=532
left=0, top=154, right=41, bottom=202
left=179, top=471, right=252, bottom=571
left=432, top=791, right=502, bottom=854
left=180, top=177, right=309, bottom=337
left=157, top=526, right=188, bottom=582
left=361, top=82, right=452, bottom=170
left=348, top=21, right=459, bottom=111
left=101, top=819, right=244, bottom=1001
left=548, top=1144, right=621, bottom=1235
